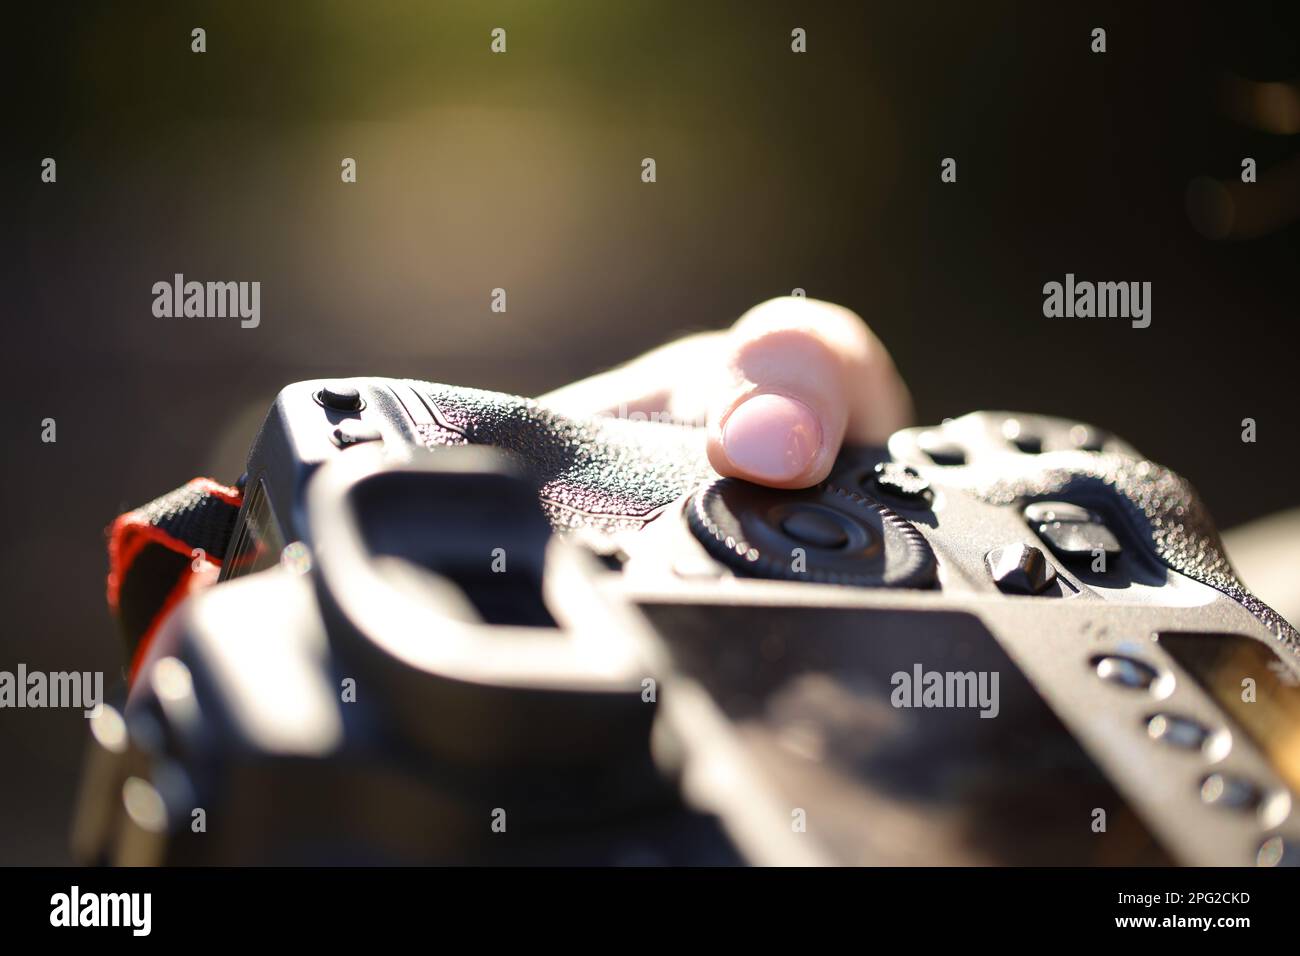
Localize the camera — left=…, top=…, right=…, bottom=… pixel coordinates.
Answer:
left=74, top=377, right=1300, bottom=866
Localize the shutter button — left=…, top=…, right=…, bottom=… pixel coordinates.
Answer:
left=319, top=384, right=363, bottom=412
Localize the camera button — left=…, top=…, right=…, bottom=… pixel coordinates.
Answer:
left=1257, top=835, right=1299, bottom=866
left=331, top=421, right=383, bottom=447
left=686, top=480, right=936, bottom=588
left=1093, top=654, right=1159, bottom=690
left=917, top=431, right=966, bottom=466
left=871, top=462, right=933, bottom=504
left=1024, top=501, right=1122, bottom=561
left=1200, top=773, right=1262, bottom=812
left=779, top=507, right=851, bottom=549
left=1068, top=424, right=1107, bottom=451
left=319, top=383, right=363, bottom=412
left=1001, top=418, right=1042, bottom=453
left=1037, top=520, right=1122, bottom=558
left=1024, top=501, right=1091, bottom=524
left=986, top=543, right=1056, bottom=595
left=1145, top=713, right=1211, bottom=750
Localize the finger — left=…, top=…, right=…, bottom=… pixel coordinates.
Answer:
left=536, top=331, right=724, bottom=423
left=706, top=296, right=912, bottom=488
left=536, top=297, right=912, bottom=488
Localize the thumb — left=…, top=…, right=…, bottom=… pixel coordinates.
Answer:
left=706, top=297, right=912, bottom=488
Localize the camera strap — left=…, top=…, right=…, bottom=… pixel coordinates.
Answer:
left=106, top=477, right=244, bottom=682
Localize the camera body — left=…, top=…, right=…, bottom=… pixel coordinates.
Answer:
left=74, top=377, right=1300, bottom=866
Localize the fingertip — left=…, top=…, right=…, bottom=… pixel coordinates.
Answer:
left=709, top=392, right=835, bottom=488
left=729, top=296, right=911, bottom=445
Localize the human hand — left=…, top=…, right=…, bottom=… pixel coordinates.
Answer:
left=539, top=296, right=912, bottom=489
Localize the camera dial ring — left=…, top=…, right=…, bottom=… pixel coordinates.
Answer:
left=686, top=479, right=936, bottom=588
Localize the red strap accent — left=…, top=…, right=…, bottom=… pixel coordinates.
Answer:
left=106, top=478, right=243, bottom=685
left=126, top=565, right=211, bottom=685
left=106, top=478, right=241, bottom=610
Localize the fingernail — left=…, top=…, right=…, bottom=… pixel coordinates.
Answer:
left=721, top=393, right=821, bottom=482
